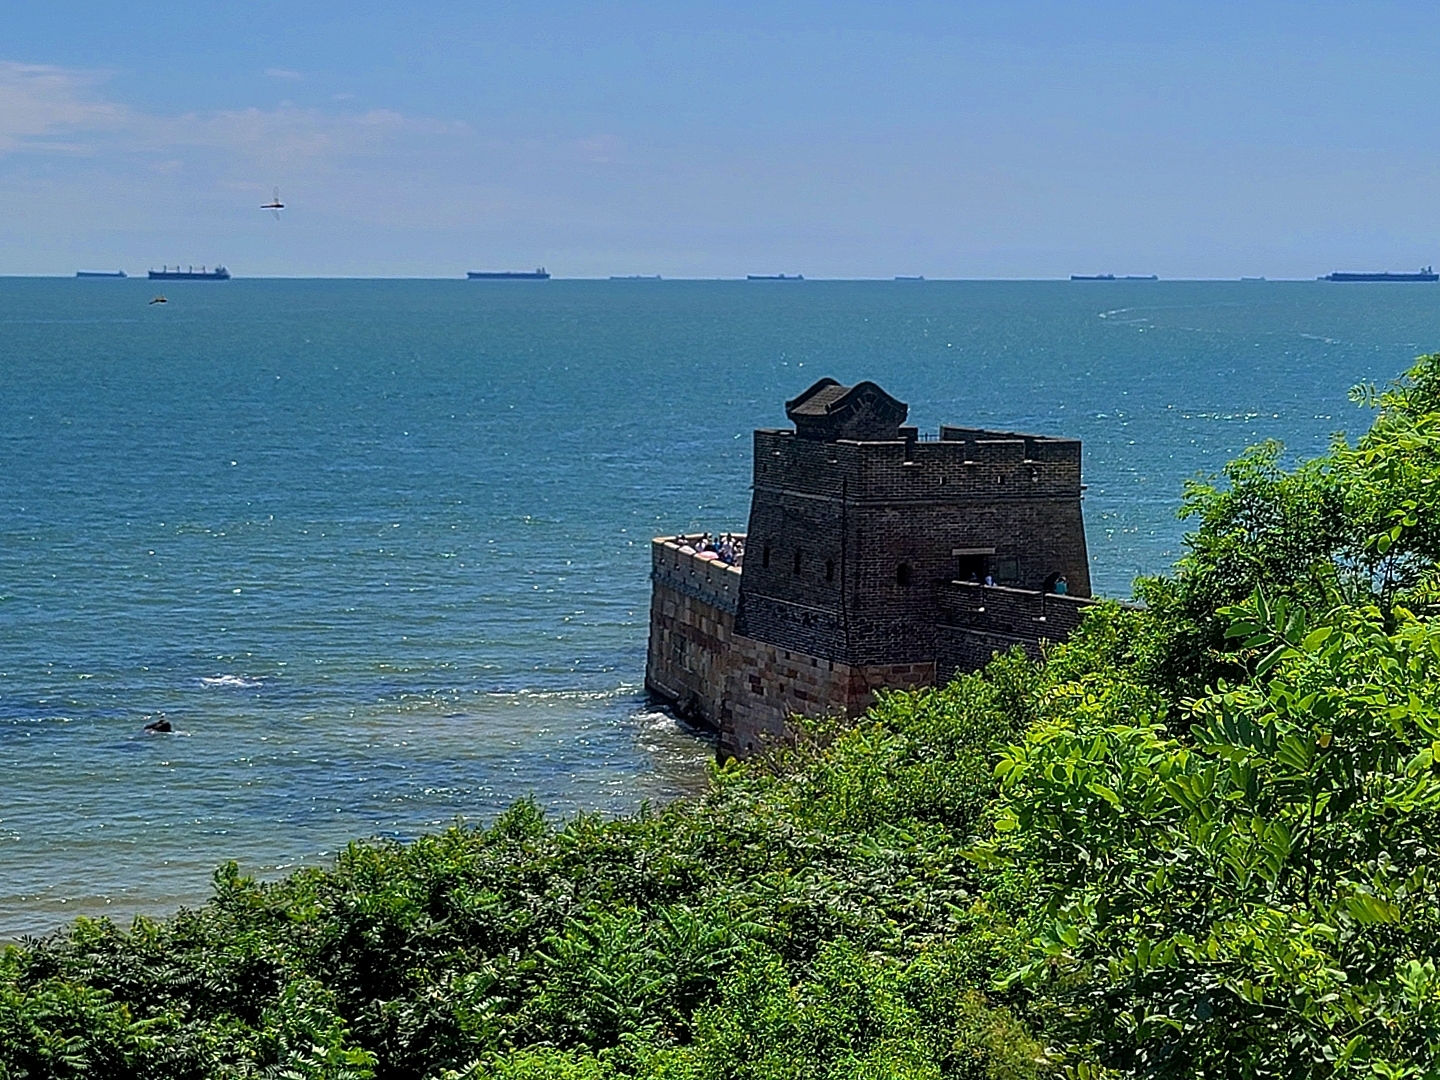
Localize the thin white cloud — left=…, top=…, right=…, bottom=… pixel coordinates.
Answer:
left=0, top=58, right=508, bottom=247
left=264, top=68, right=304, bottom=82
left=0, top=60, right=469, bottom=167
left=0, top=62, right=130, bottom=150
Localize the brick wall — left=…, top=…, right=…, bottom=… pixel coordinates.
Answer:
left=645, top=539, right=743, bottom=727
left=934, top=580, right=1094, bottom=680
left=736, top=425, right=1091, bottom=669
left=718, top=639, right=932, bottom=759
left=644, top=537, right=933, bottom=758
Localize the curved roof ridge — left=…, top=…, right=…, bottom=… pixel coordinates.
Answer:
left=783, top=378, right=909, bottom=440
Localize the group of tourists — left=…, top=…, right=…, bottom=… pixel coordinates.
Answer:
left=677, top=532, right=745, bottom=566
left=962, top=570, right=1069, bottom=594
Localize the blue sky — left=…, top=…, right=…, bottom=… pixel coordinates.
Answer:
left=3, top=1, right=1440, bottom=277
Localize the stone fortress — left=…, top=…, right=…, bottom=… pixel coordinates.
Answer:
left=646, top=379, right=1095, bottom=759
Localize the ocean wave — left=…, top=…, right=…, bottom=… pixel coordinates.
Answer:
left=634, top=706, right=716, bottom=742
left=200, top=675, right=262, bottom=689
left=482, top=684, right=642, bottom=704
left=637, top=709, right=684, bottom=732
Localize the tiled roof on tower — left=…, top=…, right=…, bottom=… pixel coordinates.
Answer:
left=784, top=378, right=909, bottom=441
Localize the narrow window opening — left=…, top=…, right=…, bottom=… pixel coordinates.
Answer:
left=793, top=549, right=803, bottom=576
left=825, top=559, right=835, bottom=582
left=762, top=544, right=771, bottom=569
left=956, top=553, right=988, bottom=583
left=896, top=562, right=912, bottom=587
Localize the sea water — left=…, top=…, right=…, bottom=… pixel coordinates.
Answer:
left=1, top=277, right=1437, bottom=937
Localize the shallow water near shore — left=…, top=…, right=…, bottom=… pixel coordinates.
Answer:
left=2, top=276, right=1438, bottom=938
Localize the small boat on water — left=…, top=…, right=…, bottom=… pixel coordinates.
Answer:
left=76, top=270, right=127, bottom=278
left=1322, top=266, right=1438, bottom=282
left=468, top=268, right=550, bottom=280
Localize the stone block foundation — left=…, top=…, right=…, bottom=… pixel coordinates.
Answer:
left=646, top=539, right=934, bottom=760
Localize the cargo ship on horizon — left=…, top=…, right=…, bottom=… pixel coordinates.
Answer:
left=467, top=268, right=550, bottom=280
left=1322, top=266, right=1438, bottom=282
left=149, top=266, right=230, bottom=280
left=76, top=270, right=126, bottom=278
left=746, top=273, right=803, bottom=281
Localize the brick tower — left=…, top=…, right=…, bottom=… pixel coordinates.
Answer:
left=647, top=378, right=1093, bottom=758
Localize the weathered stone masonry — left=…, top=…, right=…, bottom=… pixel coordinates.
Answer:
left=646, top=379, right=1097, bottom=759
left=647, top=538, right=933, bottom=756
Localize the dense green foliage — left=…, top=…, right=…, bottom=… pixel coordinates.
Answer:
left=10, top=357, right=1440, bottom=1078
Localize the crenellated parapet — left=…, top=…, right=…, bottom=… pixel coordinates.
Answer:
left=934, top=580, right=1094, bottom=679
left=650, top=537, right=743, bottom=615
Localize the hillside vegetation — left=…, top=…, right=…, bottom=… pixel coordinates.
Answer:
left=9, top=358, right=1440, bottom=1079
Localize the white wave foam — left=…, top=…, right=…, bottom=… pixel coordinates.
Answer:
left=638, top=709, right=683, bottom=732
left=634, top=707, right=715, bottom=743
left=200, top=675, right=261, bottom=689
left=482, top=684, right=641, bottom=704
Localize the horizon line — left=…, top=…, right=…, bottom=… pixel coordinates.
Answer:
left=2, top=273, right=1350, bottom=282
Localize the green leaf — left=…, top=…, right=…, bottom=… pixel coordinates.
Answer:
left=1256, top=644, right=1290, bottom=676
left=1087, top=782, right=1123, bottom=809
left=1343, top=894, right=1401, bottom=924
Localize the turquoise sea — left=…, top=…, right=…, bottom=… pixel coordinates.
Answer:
left=2, top=277, right=1437, bottom=937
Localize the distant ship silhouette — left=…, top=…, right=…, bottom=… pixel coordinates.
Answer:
left=149, top=266, right=230, bottom=280
left=468, top=268, right=550, bottom=280
left=1322, top=266, right=1438, bottom=282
